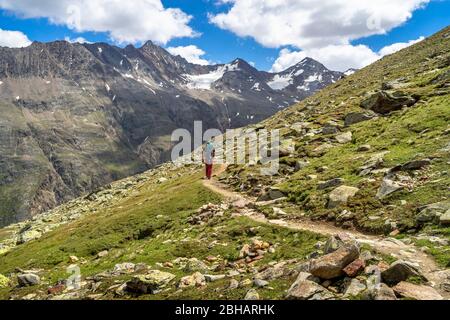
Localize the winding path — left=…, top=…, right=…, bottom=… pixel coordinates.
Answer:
left=203, top=164, right=449, bottom=299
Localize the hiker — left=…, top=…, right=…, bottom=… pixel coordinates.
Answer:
left=203, top=138, right=216, bottom=180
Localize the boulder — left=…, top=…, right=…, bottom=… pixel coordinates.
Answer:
left=17, top=273, right=41, bottom=287
left=253, top=279, right=269, bottom=288
left=440, top=209, right=450, bottom=225
left=357, top=144, right=372, bottom=152
left=371, top=283, right=398, bottom=300
left=381, top=260, right=425, bottom=285
left=416, top=201, right=450, bottom=225
left=17, top=230, right=42, bottom=244
left=286, top=279, right=327, bottom=300
left=344, top=112, right=375, bottom=126
left=268, top=188, right=286, bottom=200
left=393, top=282, right=443, bottom=300
left=323, top=236, right=344, bottom=254
left=327, top=186, right=360, bottom=209
left=360, top=91, right=417, bottom=115
left=344, top=278, right=366, bottom=297
left=376, top=178, right=403, bottom=199
left=310, top=244, right=360, bottom=279
left=401, top=159, right=431, bottom=171
left=322, top=123, right=340, bottom=135
left=343, top=258, right=366, bottom=277
left=204, top=274, right=226, bottom=282
left=335, top=131, right=353, bottom=144
left=318, top=178, right=344, bottom=190
left=183, top=258, right=209, bottom=272
left=126, top=270, right=175, bottom=294
left=244, top=289, right=260, bottom=300
left=179, top=272, right=206, bottom=288
left=113, top=263, right=136, bottom=274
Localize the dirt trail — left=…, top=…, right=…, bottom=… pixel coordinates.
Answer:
left=203, top=164, right=449, bottom=298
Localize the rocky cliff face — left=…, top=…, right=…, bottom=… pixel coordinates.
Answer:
left=0, top=40, right=342, bottom=226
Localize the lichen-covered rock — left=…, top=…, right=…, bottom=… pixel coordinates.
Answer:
left=360, top=90, right=417, bottom=114
left=179, top=272, right=206, bottom=288
left=286, top=279, right=330, bottom=300
left=327, top=186, right=360, bottom=209
left=381, top=260, right=426, bottom=285
left=17, top=273, right=41, bottom=287
left=344, top=111, right=376, bottom=126
left=126, top=270, right=175, bottom=294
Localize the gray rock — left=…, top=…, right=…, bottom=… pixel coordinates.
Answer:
left=17, top=273, right=41, bottom=287
left=401, top=159, right=431, bottom=171
left=440, top=209, right=450, bottom=225
left=328, top=186, right=360, bottom=209
left=335, top=131, right=353, bottom=144
left=381, top=260, right=426, bottom=285
left=345, top=112, right=376, bottom=126
left=344, top=278, right=366, bottom=297
left=204, top=274, right=226, bottom=282
left=323, top=236, right=344, bottom=254
left=244, top=289, right=260, bottom=300
left=371, top=283, right=398, bottom=300
left=361, top=91, right=417, bottom=115
left=376, top=178, right=403, bottom=199
left=17, top=230, right=42, bottom=244
left=318, top=178, right=344, bottom=190
left=357, top=145, right=372, bottom=152
left=295, top=160, right=310, bottom=172
left=126, top=270, right=176, bottom=294
left=253, top=279, right=269, bottom=288
left=286, top=279, right=328, bottom=300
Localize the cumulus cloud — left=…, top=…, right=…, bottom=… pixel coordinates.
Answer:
left=0, top=28, right=31, bottom=47
left=379, top=36, right=425, bottom=56
left=271, top=36, right=425, bottom=72
left=64, top=36, right=91, bottom=44
left=167, top=45, right=210, bottom=65
left=0, top=0, right=196, bottom=45
left=210, top=0, right=429, bottom=49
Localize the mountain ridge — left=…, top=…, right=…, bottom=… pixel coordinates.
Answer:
left=0, top=39, right=343, bottom=227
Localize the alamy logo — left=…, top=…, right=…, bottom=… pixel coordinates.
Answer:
left=171, top=121, right=282, bottom=176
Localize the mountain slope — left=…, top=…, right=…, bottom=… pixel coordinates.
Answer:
left=0, top=41, right=342, bottom=227
left=0, top=26, right=448, bottom=301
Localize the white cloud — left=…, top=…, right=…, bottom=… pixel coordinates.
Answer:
left=271, top=36, right=425, bottom=72
left=0, top=0, right=196, bottom=45
left=210, top=0, right=429, bottom=49
left=0, top=28, right=31, bottom=47
left=379, top=36, right=425, bottom=56
left=64, top=36, right=91, bottom=44
left=167, top=45, right=210, bottom=65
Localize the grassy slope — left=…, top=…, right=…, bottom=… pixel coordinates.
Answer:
left=0, top=165, right=322, bottom=299
left=224, top=27, right=450, bottom=263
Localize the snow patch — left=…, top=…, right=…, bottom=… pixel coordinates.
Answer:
left=184, top=63, right=240, bottom=90
left=252, top=82, right=261, bottom=91
left=105, top=83, right=111, bottom=92
left=267, top=74, right=293, bottom=90
left=305, top=73, right=322, bottom=83
left=344, top=69, right=356, bottom=76
left=98, top=47, right=103, bottom=53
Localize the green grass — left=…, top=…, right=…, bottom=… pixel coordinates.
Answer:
left=0, top=167, right=323, bottom=300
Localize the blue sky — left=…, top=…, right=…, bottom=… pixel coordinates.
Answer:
left=0, top=0, right=449, bottom=72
